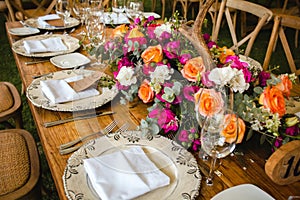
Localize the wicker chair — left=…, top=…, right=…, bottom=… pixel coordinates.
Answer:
left=0, top=129, right=41, bottom=199
left=0, top=82, right=23, bottom=129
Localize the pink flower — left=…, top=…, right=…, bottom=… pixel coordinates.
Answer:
left=179, top=53, right=191, bottom=65
left=149, top=108, right=179, bottom=133
left=259, top=71, right=271, bottom=87
left=178, top=130, right=189, bottom=142
left=192, top=139, right=201, bottom=151
left=183, top=85, right=199, bottom=101
left=285, top=125, right=300, bottom=136
left=163, top=40, right=180, bottom=59
left=201, top=71, right=215, bottom=88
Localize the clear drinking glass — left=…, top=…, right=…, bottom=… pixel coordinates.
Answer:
left=112, top=0, right=125, bottom=23
left=200, top=108, right=238, bottom=186
left=55, top=0, right=71, bottom=25
left=126, top=0, right=144, bottom=20
left=73, top=0, right=89, bottom=25
left=86, top=11, right=106, bottom=68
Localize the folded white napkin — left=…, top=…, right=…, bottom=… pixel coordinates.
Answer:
left=23, top=37, right=68, bottom=54
left=83, top=146, right=170, bottom=200
left=103, top=12, right=130, bottom=24
left=40, top=76, right=99, bottom=104
left=38, top=14, right=61, bottom=28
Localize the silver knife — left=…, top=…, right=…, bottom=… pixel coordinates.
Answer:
left=25, top=60, right=49, bottom=65
left=44, top=111, right=115, bottom=127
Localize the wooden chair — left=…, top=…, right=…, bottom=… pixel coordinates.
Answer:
left=0, top=129, right=41, bottom=199
left=212, top=0, right=273, bottom=57
left=0, top=82, right=23, bottom=129
left=152, top=0, right=166, bottom=19
left=263, top=14, right=300, bottom=82
left=172, top=0, right=202, bottom=19
left=0, top=1, right=8, bottom=20
left=5, top=0, right=56, bottom=21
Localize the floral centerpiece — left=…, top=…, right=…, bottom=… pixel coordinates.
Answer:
left=92, top=13, right=300, bottom=152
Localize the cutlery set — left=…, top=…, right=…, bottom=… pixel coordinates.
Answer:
left=59, top=121, right=129, bottom=155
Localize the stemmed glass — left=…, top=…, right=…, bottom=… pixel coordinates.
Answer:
left=200, top=108, right=238, bottom=186
left=86, top=10, right=106, bottom=68
left=112, top=0, right=125, bottom=23
left=55, top=0, right=71, bottom=26
left=126, top=0, right=144, bottom=20
left=72, top=0, right=89, bottom=25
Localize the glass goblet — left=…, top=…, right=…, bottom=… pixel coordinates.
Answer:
left=200, top=108, right=238, bottom=186
left=112, top=0, right=125, bottom=23
left=86, top=11, right=106, bottom=68
left=55, top=0, right=71, bottom=25
left=72, top=0, right=89, bottom=25
left=126, top=0, right=144, bottom=20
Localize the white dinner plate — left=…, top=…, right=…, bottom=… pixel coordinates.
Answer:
left=50, top=53, right=91, bottom=69
left=24, top=17, right=80, bottom=30
left=143, top=12, right=161, bottom=19
left=12, top=34, right=80, bottom=58
left=211, top=184, right=275, bottom=200
left=26, top=69, right=118, bottom=111
left=63, top=131, right=201, bottom=200
left=8, top=27, right=40, bottom=36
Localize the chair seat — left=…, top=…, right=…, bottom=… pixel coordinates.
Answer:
left=0, top=129, right=40, bottom=199
left=0, top=82, right=23, bottom=128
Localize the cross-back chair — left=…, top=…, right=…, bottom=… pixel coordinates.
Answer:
left=212, top=0, right=273, bottom=58
left=5, top=0, right=56, bottom=21
left=263, top=14, right=300, bottom=82
left=172, top=0, right=202, bottom=19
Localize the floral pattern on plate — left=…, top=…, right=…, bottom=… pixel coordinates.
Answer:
left=63, top=131, right=201, bottom=200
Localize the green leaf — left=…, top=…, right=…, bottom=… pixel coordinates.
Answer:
left=260, top=134, right=266, bottom=144
left=246, top=128, right=253, bottom=141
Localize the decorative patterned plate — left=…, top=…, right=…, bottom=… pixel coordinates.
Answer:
left=12, top=34, right=80, bottom=58
left=8, top=27, right=40, bottom=36
left=26, top=69, right=118, bottom=112
left=63, top=131, right=201, bottom=200
left=24, top=17, right=80, bottom=30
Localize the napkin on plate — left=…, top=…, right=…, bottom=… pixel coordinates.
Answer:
left=23, top=37, right=68, bottom=54
left=83, top=146, right=170, bottom=200
left=38, top=14, right=64, bottom=28
left=103, top=12, right=130, bottom=24
left=40, top=75, right=99, bottom=104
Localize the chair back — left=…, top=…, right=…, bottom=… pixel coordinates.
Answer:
left=212, top=0, right=273, bottom=57
left=5, top=0, right=56, bottom=21
left=263, top=14, right=300, bottom=81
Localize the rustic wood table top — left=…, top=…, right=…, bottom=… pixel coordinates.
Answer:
left=5, top=21, right=300, bottom=200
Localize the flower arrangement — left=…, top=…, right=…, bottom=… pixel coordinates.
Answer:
left=93, top=14, right=300, bottom=152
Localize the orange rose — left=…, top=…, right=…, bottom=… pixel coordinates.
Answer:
left=181, top=56, right=205, bottom=82
left=218, top=46, right=235, bottom=64
left=112, top=24, right=128, bottom=38
left=259, top=86, right=286, bottom=117
left=127, top=27, right=144, bottom=38
left=275, top=75, right=292, bottom=98
left=195, top=88, right=224, bottom=117
left=138, top=80, right=154, bottom=103
left=221, top=114, right=246, bottom=144
left=141, top=45, right=163, bottom=64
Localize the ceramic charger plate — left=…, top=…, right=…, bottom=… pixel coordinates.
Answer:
left=26, top=69, right=118, bottom=112
left=63, top=131, right=202, bottom=200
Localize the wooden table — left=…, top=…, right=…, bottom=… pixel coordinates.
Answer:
left=5, top=21, right=300, bottom=200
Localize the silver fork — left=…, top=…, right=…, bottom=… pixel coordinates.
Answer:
left=59, top=120, right=117, bottom=150
left=59, top=122, right=129, bottom=155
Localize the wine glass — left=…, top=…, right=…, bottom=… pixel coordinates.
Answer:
left=126, top=0, right=144, bottom=20
left=55, top=0, right=71, bottom=25
left=195, top=86, right=228, bottom=160
left=200, top=108, right=238, bottom=186
left=112, top=0, right=125, bottom=23
left=72, top=0, right=89, bottom=25
left=86, top=11, right=106, bottom=68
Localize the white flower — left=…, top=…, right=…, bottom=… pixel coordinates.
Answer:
left=150, top=65, right=174, bottom=85
left=154, top=24, right=172, bottom=38
left=116, top=67, right=137, bottom=86
left=229, top=69, right=249, bottom=93
left=208, top=66, right=235, bottom=86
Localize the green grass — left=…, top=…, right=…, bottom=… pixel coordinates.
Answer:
left=0, top=1, right=299, bottom=199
